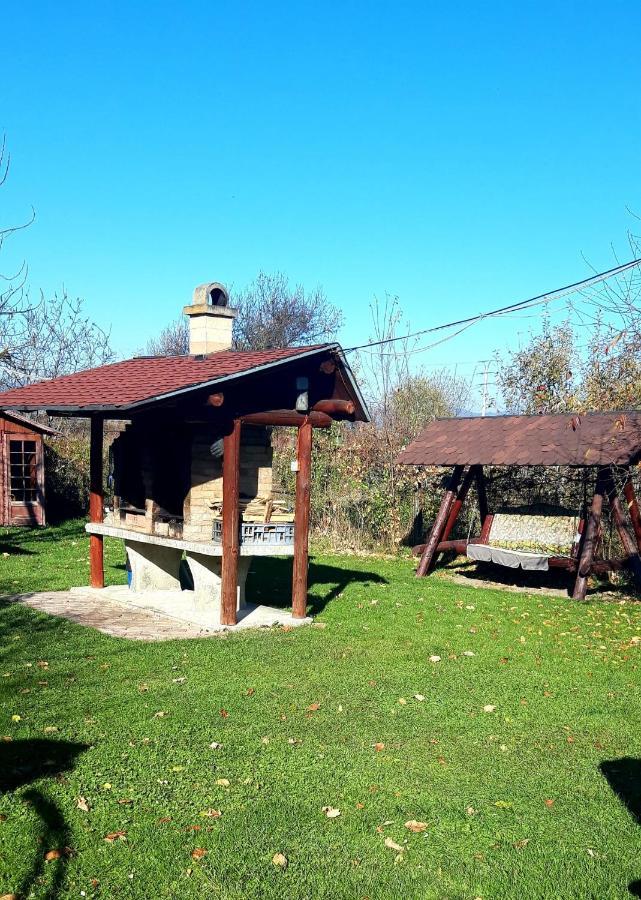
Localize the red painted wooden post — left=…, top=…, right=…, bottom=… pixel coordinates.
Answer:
left=572, top=468, right=607, bottom=601
left=89, top=415, right=104, bottom=588
left=441, top=466, right=475, bottom=544
left=292, top=417, right=313, bottom=618
left=221, top=419, right=241, bottom=626
left=623, top=479, right=641, bottom=553
left=474, top=464, right=489, bottom=531
left=416, top=465, right=464, bottom=577
left=605, top=469, right=641, bottom=588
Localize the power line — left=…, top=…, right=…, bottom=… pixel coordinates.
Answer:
left=344, top=257, right=641, bottom=354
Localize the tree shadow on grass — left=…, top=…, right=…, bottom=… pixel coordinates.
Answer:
left=600, top=758, right=641, bottom=897
left=246, top=555, right=387, bottom=616
left=1, top=739, right=88, bottom=900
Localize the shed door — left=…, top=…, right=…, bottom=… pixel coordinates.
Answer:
left=7, top=436, right=45, bottom=525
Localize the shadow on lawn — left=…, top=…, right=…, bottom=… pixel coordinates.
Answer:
left=600, top=758, right=641, bottom=897
left=247, top=555, right=387, bottom=615
left=1, top=738, right=88, bottom=900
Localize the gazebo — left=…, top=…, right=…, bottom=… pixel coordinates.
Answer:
left=397, top=412, right=641, bottom=600
left=0, top=282, right=368, bottom=628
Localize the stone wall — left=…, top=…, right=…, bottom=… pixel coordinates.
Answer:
left=182, top=425, right=273, bottom=542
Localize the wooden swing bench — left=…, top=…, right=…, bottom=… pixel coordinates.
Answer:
left=397, top=413, right=641, bottom=600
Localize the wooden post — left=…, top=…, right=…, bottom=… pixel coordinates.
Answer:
left=572, top=469, right=607, bottom=601
left=623, top=478, right=641, bottom=553
left=605, top=469, right=641, bottom=588
left=221, top=419, right=241, bottom=626
left=89, top=415, right=104, bottom=588
left=292, top=417, right=313, bottom=618
left=416, top=465, right=464, bottom=577
left=441, top=466, right=474, bottom=544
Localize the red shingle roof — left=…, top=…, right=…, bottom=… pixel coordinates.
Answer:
left=0, top=346, right=329, bottom=412
left=396, top=412, right=641, bottom=467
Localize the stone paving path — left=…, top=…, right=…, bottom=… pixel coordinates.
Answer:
left=8, top=590, right=216, bottom=641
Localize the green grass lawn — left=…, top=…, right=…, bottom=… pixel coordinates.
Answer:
left=0, top=521, right=640, bottom=899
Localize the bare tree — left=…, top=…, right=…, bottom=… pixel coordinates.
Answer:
left=0, top=138, right=112, bottom=389
left=145, top=271, right=343, bottom=355
left=232, top=271, right=343, bottom=350
left=143, top=316, right=189, bottom=357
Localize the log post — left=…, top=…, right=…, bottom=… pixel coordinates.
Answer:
left=416, top=465, right=464, bottom=577
left=623, top=478, right=641, bottom=553
left=221, top=418, right=241, bottom=626
left=605, top=469, right=641, bottom=588
left=441, top=466, right=475, bottom=545
left=572, top=468, right=607, bottom=601
left=89, top=415, right=104, bottom=588
left=292, top=417, right=313, bottom=618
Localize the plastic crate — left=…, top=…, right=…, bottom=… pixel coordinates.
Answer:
left=212, top=519, right=294, bottom=546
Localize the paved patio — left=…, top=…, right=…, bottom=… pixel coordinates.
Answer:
left=9, top=588, right=310, bottom=641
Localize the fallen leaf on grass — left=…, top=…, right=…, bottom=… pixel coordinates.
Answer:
left=10, top=715, right=20, bottom=722
left=158, top=816, right=172, bottom=824
left=397, top=698, right=407, bottom=706
left=384, top=838, right=403, bottom=852
left=513, top=839, right=530, bottom=849
left=104, top=831, right=127, bottom=842
left=191, top=848, right=207, bottom=860
left=209, top=741, right=222, bottom=749
left=272, top=852, right=288, bottom=868
left=494, top=801, right=512, bottom=809
left=43, top=726, right=58, bottom=734
left=482, top=705, right=496, bottom=713
left=322, top=806, right=341, bottom=818
left=153, top=711, right=168, bottom=718
left=75, top=796, right=90, bottom=812
left=200, top=809, right=222, bottom=819
left=413, top=694, right=425, bottom=702
left=404, top=820, right=428, bottom=832
left=544, top=799, right=555, bottom=808
left=219, top=709, right=229, bottom=719
left=215, top=778, right=230, bottom=787
left=463, top=651, right=475, bottom=657
left=44, top=849, right=62, bottom=861
left=373, top=742, right=385, bottom=752
left=117, top=798, right=133, bottom=805
left=0, top=893, right=19, bottom=899
left=429, top=655, right=441, bottom=663
left=307, top=702, right=320, bottom=711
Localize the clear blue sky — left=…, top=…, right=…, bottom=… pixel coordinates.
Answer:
left=2, top=0, right=640, bottom=397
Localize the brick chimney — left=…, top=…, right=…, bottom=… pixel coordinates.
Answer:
left=183, top=282, right=237, bottom=355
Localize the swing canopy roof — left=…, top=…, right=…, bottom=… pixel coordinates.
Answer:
left=397, top=411, right=641, bottom=468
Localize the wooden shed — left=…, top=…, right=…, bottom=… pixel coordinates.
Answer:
left=0, top=411, right=57, bottom=526
left=397, top=412, right=641, bottom=599
left=0, top=282, right=369, bottom=627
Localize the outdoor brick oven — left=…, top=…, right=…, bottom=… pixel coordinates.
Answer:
left=0, top=282, right=368, bottom=629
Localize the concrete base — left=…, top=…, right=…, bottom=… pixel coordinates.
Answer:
left=69, top=585, right=312, bottom=632
left=185, top=551, right=251, bottom=611
left=126, top=539, right=182, bottom=592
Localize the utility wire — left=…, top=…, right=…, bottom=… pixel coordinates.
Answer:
left=344, top=257, right=641, bottom=354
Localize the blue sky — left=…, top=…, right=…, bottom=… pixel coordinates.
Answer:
left=2, top=1, right=640, bottom=403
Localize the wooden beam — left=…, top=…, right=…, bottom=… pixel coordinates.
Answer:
left=623, top=478, right=641, bottom=553
left=441, top=467, right=475, bottom=544
left=572, top=468, right=607, bottom=601
left=205, top=392, right=225, bottom=408
left=292, top=417, right=313, bottom=618
left=221, top=418, right=241, bottom=626
left=311, top=398, right=355, bottom=417
left=89, top=415, right=104, bottom=589
left=240, top=410, right=332, bottom=428
left=416, top=465, right=464, bottom=577
left=479, top=513, right=494, bottom=544
left=605, top=469, right=641, bottom=588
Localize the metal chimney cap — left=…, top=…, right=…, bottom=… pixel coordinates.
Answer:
left=192, top=282, right=230, bottom=308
